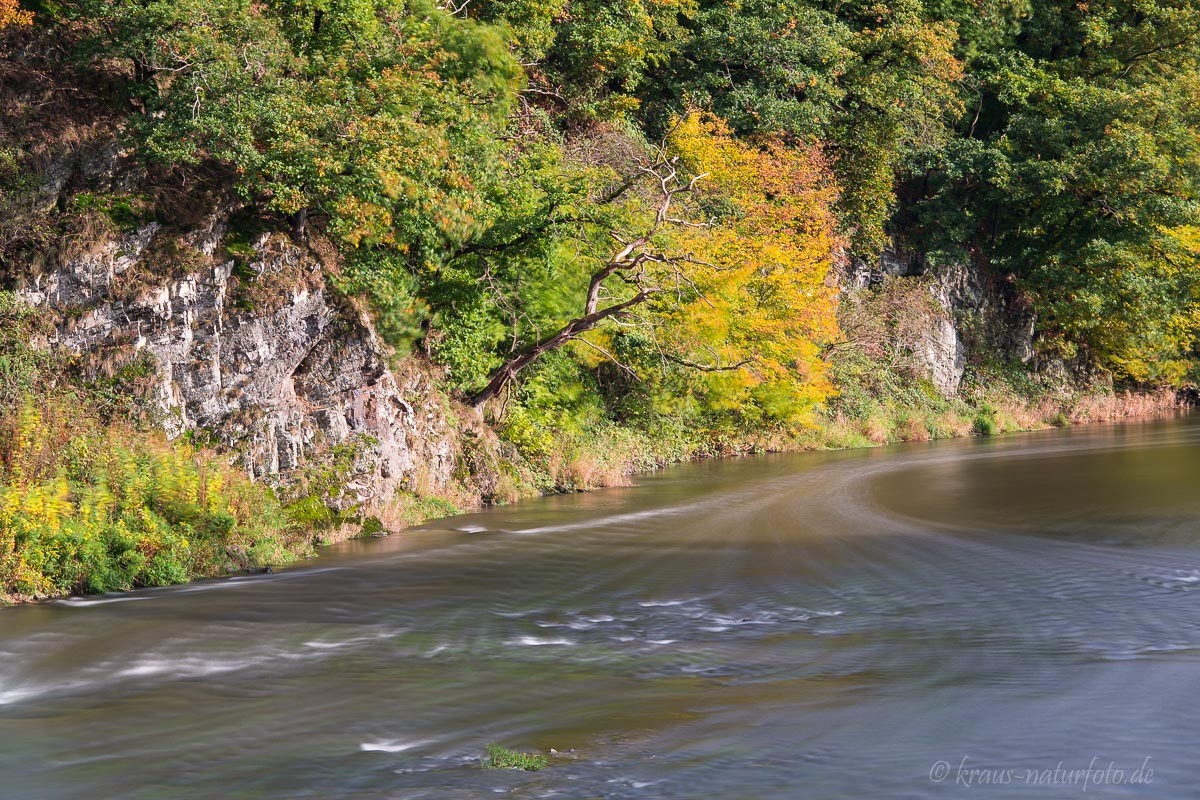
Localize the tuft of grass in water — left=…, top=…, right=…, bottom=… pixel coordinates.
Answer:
left=484, top=744, right=549, bottom=771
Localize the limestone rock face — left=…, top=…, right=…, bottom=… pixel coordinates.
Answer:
left=16, top=222, right=472, bottom=508
left=845, top=245, right=1036, bottom=396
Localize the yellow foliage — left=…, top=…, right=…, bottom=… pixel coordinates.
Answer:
left=0, top=397, right=305, bottom=600
left=663, top=112, right=841, bottom=422
left=1102, top=226, right=1200, bottom=383
left=334, top=196, right=396, bottom=248
left=0, top=0, right=32, bottom=30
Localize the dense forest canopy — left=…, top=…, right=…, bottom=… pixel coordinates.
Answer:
left=5, top=0, right=1200, bottom=430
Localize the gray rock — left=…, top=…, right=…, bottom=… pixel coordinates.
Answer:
left=16, top=222, right=477, bottom=509
left=844, top=244, right=1036, bottom=397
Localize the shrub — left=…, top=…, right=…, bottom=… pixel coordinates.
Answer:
left=0, top=400, right=309, bottom=600
left=972, top=404, right=1000, bottom=436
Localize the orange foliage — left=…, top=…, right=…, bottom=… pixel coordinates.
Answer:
left=0, top=0, right=32, bottom=30
left=661, top=112, right=841, bottom=421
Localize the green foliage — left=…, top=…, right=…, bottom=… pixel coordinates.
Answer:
left=222, top=236, right=258, bottom=266
left=468, top=0, right=567, bottom=61
left=499, top=352, right=609, bottom=458
left=425, top=266, right=506, bottom=391
left=284, top=495, right=342, bottom=530
left=905, top=0, right=1200, bottom=382
left=498, top=0, right=962, bottom=251
left=71, top=192, right=150, bottom=231
left=972, top=403, right=999, bottom=436
left=0, top=401, right=308, bottom=599
left=0, top=146, right=27, bottom=190
left=358, top=515, right=385, bottom=537
left=84, top=354, right=160, bottom=424
left=333, top=249, right=429, bottom=355
left=282, top=436, right=377, bottom=510
left=78, top=0, right=519, bottom=259
left=484, top=744, right=549, bottom=771
left=59, top=0, right=1200, bottom=407
left=389, top=492, right=462, bottom=525
left=0, top=292, right=55, bottom=411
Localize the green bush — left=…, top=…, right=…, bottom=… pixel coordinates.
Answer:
left=0, top=401, right=310, bottom=600
left=972, top=404, right=1000, bottom=437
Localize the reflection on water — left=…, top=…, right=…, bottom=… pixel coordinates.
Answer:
left=2, top=415, right=1199, bottom=798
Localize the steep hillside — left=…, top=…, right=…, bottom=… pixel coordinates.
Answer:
left=0, top=1, right=1195, bottom=599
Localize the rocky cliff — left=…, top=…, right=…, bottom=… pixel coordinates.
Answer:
left=844, top=244, right=1038, bottom=396
left=14, top=214, right=498, bottom=510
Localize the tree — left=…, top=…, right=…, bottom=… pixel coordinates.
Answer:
left=0, top=0, right=32, bottom=30
left=79, top=0, right=519, bottom=255
left=459, top=112, right=840, bottom=422
left=905, top=0, right=1200, bottom=380
left=655, top=112, right=840, bottom=422
left=630, top=0, right=962, bottom=254
left=467, top=151, right=708, bottom=406
left=827, top=0, right=963, bottom=253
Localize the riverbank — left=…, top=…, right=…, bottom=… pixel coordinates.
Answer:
left=452, top=381, right=1190, bottom=501
left=5, top=415, right=1200, bottom=798
left=1, top=367, right=1188, bottom=606
left=0, top=273, right=1190, bottom=607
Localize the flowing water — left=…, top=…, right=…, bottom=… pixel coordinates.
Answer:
left=3, top=415, right=1200, bottom=798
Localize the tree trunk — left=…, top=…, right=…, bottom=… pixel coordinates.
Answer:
left=469, top=290, right=654, bottom=408
left=289, top=208, right=308, bottom=242
left=467, top=154, right=698, bottom=409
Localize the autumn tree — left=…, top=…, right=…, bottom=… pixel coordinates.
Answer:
left=466, top=150, right=708, bottom=407
left=653, top=113, right=840, bottom=421
left=451, top=113, right=840, bottom=422
left=0, top=0, right=32, bottom=30
left=501, top=0, right=961, bottom=253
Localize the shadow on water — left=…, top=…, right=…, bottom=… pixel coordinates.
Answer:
left=2, top=414, right=1199, bottom=798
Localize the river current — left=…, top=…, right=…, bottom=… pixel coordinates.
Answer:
left=2, top=415, right=1199, bottom=798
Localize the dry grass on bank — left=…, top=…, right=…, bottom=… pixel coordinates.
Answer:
left=1064, top=388, right=1182, bottom=423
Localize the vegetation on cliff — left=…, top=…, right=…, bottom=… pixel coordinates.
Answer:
left=1, top=0, right=1198, bottom=597
left=0, top=296, right=306, bottom=600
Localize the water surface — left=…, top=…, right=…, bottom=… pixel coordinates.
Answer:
left=3, top=416, right=1199, bottom=798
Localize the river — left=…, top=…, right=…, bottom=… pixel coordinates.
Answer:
left=2, top=415, right=1199, bottom=798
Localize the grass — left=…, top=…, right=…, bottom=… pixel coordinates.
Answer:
left=484, top=744, right=549, bottom=771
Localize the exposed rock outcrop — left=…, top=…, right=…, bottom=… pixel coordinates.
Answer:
left=844, top=245, right=1037, bottom=396
left=15, top=219, right=493, bottom=508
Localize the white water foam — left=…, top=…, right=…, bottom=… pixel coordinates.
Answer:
left=504, top=636, right=575, bottom=647
left=53, top=595, right=152, bottom=606
left=637, top=598, right=699, bottom=608
left=360, top=739, right=431, bottom=753
left=518, top=506, right=690, bottom=535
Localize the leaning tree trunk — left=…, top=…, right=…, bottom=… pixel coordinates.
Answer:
left=469, top=290, right=654, bottom=408
left=468, top=154, right=705, bottom=409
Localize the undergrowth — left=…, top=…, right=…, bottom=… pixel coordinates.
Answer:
left=0, top=400, right=309, bottom=601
